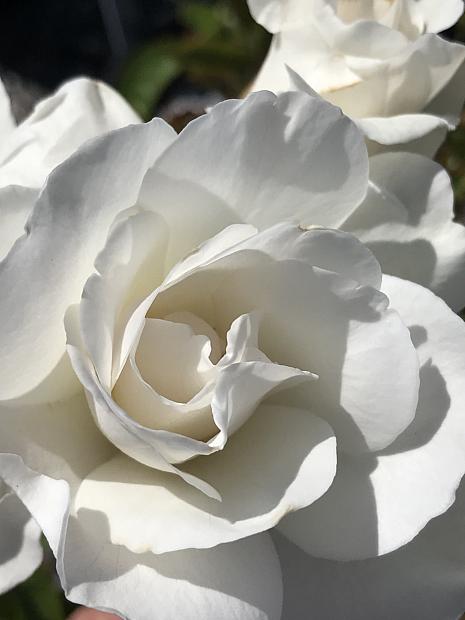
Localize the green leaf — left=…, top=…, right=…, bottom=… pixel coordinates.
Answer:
left=179, top=2, right=223, bottom=38
left=119, top=42, right=183, bottom=119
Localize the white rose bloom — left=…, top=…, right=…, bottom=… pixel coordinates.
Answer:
left=1, top=89, right=465, bottom=619
left=247, top=0, right=465, bottom=155
left=0, top=75, right=140, bottom=592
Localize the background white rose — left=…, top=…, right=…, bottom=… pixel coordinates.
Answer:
left=248, top=0, right=465, bottom=155
left=1, top=90, right=465, bottom=620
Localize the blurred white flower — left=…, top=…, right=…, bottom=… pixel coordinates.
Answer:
left=248, top=0, right=465, bottom=155
left=1, top=90, right=465, bottom=620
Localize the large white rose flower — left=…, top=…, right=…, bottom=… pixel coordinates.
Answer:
left=0, top=76, right=140, bottom=592
left=248, top=0, right=465, bottom=155
left=1, top=90, right=465, bottom=620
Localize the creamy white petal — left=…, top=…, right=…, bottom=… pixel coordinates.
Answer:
left=356, top=113, right=451, bottom=148
left=73, top=404, right=336, bottom=554
left=247, top=0, right=291, bottom=32
left=113, top=346, right=217, bottom=442
left=142, top=91, right=368, bottom=230
left=326, top=34, right=465, bottom=120
left=275, top=479, right=465, bottom=620
left=63, top=518, right=282, bottom=620
left=229, top=222, right=382, bottom=288
left=66, top=321, right=219, bottom=500
left=163, top=224, right=258, bottom=287
left=252, top=23, right=465, bottom=152
left=0, top=391, right=114, bottom=493
left=0, top=185, right=38, bottom=261
left=406, top=0, right=464, bottom=33
left=342, top=152, right=465, bottom=310
left=0, top=487, right=42, bottom=594
left=0, top=119, right=176, bottom=401
left=0, top=78, right=141, bottom=189
left=211, top=361, right=316, bottom=443
left=154, top=248, right=418, bottom=454
left=80, top=209, right=169, bottom=390
left=279, top=276, right=465, bottom=560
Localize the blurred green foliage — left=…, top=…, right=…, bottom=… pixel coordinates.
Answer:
left=118, top=0, right=269, bottom=120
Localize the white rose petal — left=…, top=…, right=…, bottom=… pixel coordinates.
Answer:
left=275, top=478, right=465, bottom=620
left=279, top=276, right=465, bottom=559
left=1, top=87, right=465, bottom=620
left=0, top=77, right=141, bottom=189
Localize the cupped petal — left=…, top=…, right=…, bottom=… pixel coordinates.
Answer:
left=134, top=318, right=214, bottom=402
left=0, top=185, right=38, bottom=261
left=113, top=347, right=216, bottom=441
left=374, top=276, right=465, bottom=551
left=279, top=275, right=465, bottom=560
left=231, top=222, right=382, bottom=288
left=80, top=209, right=169, bottom=390
left=275, top=478, right=465, bottom=620
left=63, top=514, right=282, bottom=620
left=210, top=360, right=316, bottom=444
left=356, top=113, right=451, bottom=152
left=0, top=118, right=176, bottom=401
left=0, top=78, right=141, bottom=189
left=342, top=152, right=465, bottom=310
left=406, top=0, right=464, bottom=34
left=322, top=33, right=465, bottom=122
left=0, top=487, right=43, bottom=594
left=66, top=318, right=219, bottom=500
left=73, top=404, right=336, bottom=554
left=152, top=243, right=418, bottom=454
left=247, top=0, right=292, bottom=33
left=141, top=90, right=368, bottom=230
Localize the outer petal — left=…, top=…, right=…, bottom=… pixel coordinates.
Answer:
left=0, top=186, right=38, bottom=261
left=406, top=0, right=464, bottom=34
left=0, top=118, right=176, bottom=401
left=342, top=152, right=465, bottom=310
left=246, top=0, right=310, bottom=33
left=72, top=404, right=336, bottom=554
left=0, top=386, right=114, bottom=568
left=153, top=245, right=418, bottom=454
left=279, top=276, right=465, bottom=559
left=63, top=516, right=282, bottom=620
left=0, top=486, right=43, bottom=594
left=356, top=113, right=451, bottom=151
left=141, top=91, right=368, bottom=230
left=0, top=78, right=141, bottom=189
left=275, top=479, right=465, bottom=620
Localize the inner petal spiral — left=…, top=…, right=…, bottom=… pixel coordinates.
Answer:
left=136, top=318, right=214, bottom=403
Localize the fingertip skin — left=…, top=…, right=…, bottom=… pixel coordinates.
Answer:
left=67, top=608, right=122, bottom=620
